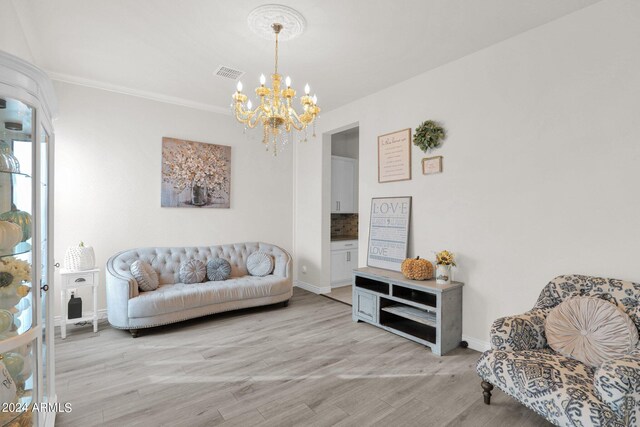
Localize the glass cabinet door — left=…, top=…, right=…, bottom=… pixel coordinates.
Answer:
left=0, top=97, right=38, bottom=425
left=39, top=126, right=50, bottom=406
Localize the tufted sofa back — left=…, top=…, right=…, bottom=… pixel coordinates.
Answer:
left=107, top=242, right=290, bottom=285
left=534, top=274, right=640, bottom=332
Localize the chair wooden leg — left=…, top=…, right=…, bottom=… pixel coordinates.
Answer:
left=481, top=381, right=494, bottom=405
left=130, top=329, right=139, bottom=338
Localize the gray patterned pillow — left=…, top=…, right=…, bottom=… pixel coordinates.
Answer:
left=207, top=258, right=231, bottom=281
left=179, top=259, right=207, bottom=284
left=246, top=252, right=274, bottom=277
left=130, top=260, right=159, bottom=292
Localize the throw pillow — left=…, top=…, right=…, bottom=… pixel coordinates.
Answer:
left=130, top=260, right=159, bottom=292
left=207, top=258, right=232, bottom=281
left=179, top=259, right=207, bottom=284
left=545, top=296, right=639, bottom=367
left=246, top=252, right=274, bottom=277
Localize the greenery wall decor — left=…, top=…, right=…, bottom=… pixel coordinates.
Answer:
left=413, top=120, right=446, bottom=153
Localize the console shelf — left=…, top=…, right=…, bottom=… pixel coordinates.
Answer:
left=381, top=304, right=437, bottom=327
left=352, top=267, right=463, bottom=356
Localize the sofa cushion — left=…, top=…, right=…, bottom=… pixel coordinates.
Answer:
left=246, top=252, right=274, bottom=277
left=207, top=258, right=231, bottom=281
left=179, top=259, right=206, bottom=284
left=545, top=296, right=639, bottom=367
left=128, top=275, right=291, bottom=318
left=130, top=260, right=159, bottom=292
left=476, top=348, right=621, bottom=426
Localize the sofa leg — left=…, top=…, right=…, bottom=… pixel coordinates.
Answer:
left=283, top=300, right=289, bottom=307
left=130, top=329, right=139, bottom=338
left=481, top=381, right=494, bottom=405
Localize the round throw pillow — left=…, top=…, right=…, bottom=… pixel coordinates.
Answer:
left=207, top=258, right=231, bottom=281
left=545, top=296, right=639, bottom=367
left=130, top=260, right=159, bottom=292
left=246, top=252, right=274, bottom=277
left=179, top=259, right=207, bottom=284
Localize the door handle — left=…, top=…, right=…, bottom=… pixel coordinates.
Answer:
left=75, top=278, right=86, bottom=283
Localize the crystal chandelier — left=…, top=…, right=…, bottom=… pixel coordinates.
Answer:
left=232, top=23, right=320, bottom=155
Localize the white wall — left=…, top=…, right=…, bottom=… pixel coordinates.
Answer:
left=53, top=81, right=293, bottom=317
left=0, top=0, right=34, bottom=63
left=295, top=0, right=640, bottom=349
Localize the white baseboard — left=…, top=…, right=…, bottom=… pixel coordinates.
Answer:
left=462, top=335, right=490, bottom=352
left=294, top=280, right=331, bottom=294
left=331, top=282, right=351, bottom=289
left=53, top=309, right=108, bottom=327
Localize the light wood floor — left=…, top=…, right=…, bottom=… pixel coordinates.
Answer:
left=323, top=285, right=352, bottom=305
left=55, top=288, right=550, bottom=427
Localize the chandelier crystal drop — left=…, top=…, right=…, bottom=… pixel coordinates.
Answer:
left=232, top=23, right=320, bottom=155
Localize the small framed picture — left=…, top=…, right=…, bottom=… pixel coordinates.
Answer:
left=422, top=156, right=443, bottom=175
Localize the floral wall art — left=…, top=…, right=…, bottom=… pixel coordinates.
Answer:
left=161, top=137, right=231, bottom=208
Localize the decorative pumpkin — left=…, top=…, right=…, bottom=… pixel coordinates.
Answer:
left=401, top=256, right=434, bottom=280
left=1, top=352, right=24, bottom=381
left=0, top=309, right=12, bottom=334
left=0, top=141, right=20, bottom=174
left=0, top=204, right=32, bottom=242
left=0, top=221, right=22, bottom=251
left=63, top=241, right=96, bottom=271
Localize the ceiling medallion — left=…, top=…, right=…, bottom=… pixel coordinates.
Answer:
left=232, top=21, right=320, bottom=155
left=247, top=4, right=306, bottom=41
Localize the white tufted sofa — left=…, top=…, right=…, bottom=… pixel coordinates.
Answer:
left=106, top=242, right=292, bottom=337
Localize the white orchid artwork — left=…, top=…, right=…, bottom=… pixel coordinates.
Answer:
left=161, top=137, right=231, bottom=208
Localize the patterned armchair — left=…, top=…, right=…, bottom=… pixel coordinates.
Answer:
left=476, top=275, right=640, bottom=427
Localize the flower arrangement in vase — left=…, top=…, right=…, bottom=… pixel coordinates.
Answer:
left=435, top=250, right=456, bottom=285
left=0, top=257, right=31, bottom=340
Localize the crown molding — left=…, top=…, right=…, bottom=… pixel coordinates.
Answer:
left=47, top=71, right=231, bottom=115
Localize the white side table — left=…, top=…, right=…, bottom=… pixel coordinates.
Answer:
left=59, top=268, right=100, bottom=339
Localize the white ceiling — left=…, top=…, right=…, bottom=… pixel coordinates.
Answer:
left=12, top=0, right=601, bottom=113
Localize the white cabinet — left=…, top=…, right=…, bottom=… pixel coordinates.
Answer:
left=0, top=51, right=57, bottom=426
left=330, top=240, right=358, bottom=286
left=331, top=156, right=357, bottom=213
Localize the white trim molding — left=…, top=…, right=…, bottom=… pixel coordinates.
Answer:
left=53, top=309, right=108, bottom=327
left=462, top=335, right=490, bottom=353
left=294, top=280, right=331, bottom=295
left=47, top=71, right=231, bottom=115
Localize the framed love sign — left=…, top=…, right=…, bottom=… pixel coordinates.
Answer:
left=367, top=196, right=412, bottom=271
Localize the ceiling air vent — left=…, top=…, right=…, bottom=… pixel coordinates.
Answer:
left=214, top=66, right=244, bottom=80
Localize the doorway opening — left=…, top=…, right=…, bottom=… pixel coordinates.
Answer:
left=326, top=126, right=359, bottom=305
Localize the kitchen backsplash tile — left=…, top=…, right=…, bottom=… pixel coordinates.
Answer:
left=331, top=213, right=359, bottom=238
